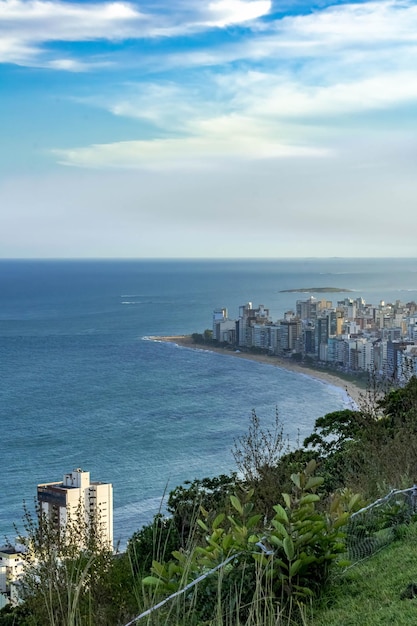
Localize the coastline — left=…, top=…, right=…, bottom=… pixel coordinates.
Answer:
left=151, top=335, right=364, bottom=410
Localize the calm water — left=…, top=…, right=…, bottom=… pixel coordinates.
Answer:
left=1, top=258, right=416, bottom=546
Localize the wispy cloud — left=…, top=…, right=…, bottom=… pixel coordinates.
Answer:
left=53, top=114, right=329, bottom=170
left=0, top=0, right=271, bottom=67
left=5, top=0, right=417, bottom=171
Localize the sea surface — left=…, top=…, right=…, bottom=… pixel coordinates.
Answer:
left=1, top=258, right=417, bottom=547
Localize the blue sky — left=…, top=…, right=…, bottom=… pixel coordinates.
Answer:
left=1, top=0, right=417, bottom=257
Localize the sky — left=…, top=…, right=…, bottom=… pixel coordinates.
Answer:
left=1, top=0, right=417, bottom=258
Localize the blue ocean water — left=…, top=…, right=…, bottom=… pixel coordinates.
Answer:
left=1, top=258, right=416, bottom=547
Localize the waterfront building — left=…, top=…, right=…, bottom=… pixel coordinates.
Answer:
left=37, top=468, right=113, bottom=551
left=238, top=303, right=270, bottom=347
left=213, top=297, right=417, bottom=381
left=278, top=318, right=302, bottom=356
left=252, top=323, right=272, bottom=350
left=296, top=297, right=318, bottom=321
left=212, top=308, right=236, bottom=343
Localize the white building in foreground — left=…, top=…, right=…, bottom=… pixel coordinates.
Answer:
left=37, top=468, right=113, bottom=551
left=0, top=546, right=25, bottom=608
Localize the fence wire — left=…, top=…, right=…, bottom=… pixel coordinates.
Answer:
left=125, top=487, right=417, bottom=624
left=346, top=486, right=417, bottom=562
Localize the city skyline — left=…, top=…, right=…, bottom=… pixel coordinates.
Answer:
left=1, top=0, right=417, bottom=258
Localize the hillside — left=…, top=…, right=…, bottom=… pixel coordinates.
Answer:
left=312, top=523, right=417, bottom=625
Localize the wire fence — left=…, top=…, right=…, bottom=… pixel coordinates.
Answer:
left=346, top=485, right=417, bottom=562
left=124, top=487, right=417, bottom=624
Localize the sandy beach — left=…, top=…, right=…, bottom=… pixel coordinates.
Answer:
left=152, top=335, right=364, bottom=409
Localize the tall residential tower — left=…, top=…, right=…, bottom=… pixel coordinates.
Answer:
left=37, top=468, right=113, bottom=550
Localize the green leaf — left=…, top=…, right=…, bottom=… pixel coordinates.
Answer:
left=305, top=476, right=324, bottom=490
left=299, top=494, right=320, bottom=505
left=333, top=516, right=349, bottom=529
left=283, top=536, right=295, bottom=561
left=289, top=559, right=303, bottom=577
left=197, top=519, right=209, bottom=532
left=248, top=514, right=262, bottom=528
left=282, top=493, right=291, bottom=508
left=348, top=493, right=364, bottom=512
left=272, top=520, right=288, bottom=538
left=230, top=495, right=243, bottom=515
left=222, top=534, right=233, bottom=551
left=305, top=459, right=317, bottom=476
left=270, top=535, right=284, bottom=548
left=291, top=473, right=301, bottom=489
left=273, top=504, right=289, bottom=523
left=142, top=576, right=164, bottom=586
left=212, top=513, right=225, bottom=529
left=293, top=585, right=315, bottom=597
left=151, top=561, right=167, bottom=578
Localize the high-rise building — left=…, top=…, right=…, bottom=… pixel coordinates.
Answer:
left=37, top=468, right=113, bottom=551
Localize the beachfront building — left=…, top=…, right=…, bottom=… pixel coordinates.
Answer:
left=277, top=318, right=302, bottom=356
left=212, top=308, right=236, bottom=343
left=213, top=297, right=417, bottom=380
left=238, top=303, right=270, bottom=347
left=397, top=345, right=417, bottom=382
left=37, top=468, right=113, bottom=551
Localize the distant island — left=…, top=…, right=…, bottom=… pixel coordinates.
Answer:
left=279, top=287, right=353, bottom=293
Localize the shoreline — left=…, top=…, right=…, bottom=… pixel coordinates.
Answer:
left=150, top=335, right=364, bottom=409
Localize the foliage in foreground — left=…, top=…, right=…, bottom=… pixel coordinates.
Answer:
left=4, top=376, right=417, bottom=625
left=142, top=461, right=351, bottom=624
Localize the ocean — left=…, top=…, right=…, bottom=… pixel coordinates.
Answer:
left=1, top=258, right=416, bottom=547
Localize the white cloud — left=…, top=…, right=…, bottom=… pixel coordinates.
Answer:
left=0, top=0, right=271, bottom=68
left=53, top=115, right=329, bottom=169
left=238, top=71, right=417, bottom=118
left=199, top=0, right=271, bottom=27
left=0, top=0, right=143, bottom=41
left=284, top=0, right=417, bottom=44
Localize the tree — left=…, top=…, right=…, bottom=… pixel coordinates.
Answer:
left=167, top=474, right=239, bottom=546
left=378, top=375, right=417, bottom=428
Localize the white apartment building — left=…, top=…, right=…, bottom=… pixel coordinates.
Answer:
left=0, top=546, right=25, bottom=608
left=37, top=469, right=113, bottom=551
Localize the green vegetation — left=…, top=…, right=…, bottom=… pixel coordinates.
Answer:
left=3, top=377, right=417, bottom=625
left=191, top=329, right=214, bottom=344
left=313, top=522, right=417, bottom=626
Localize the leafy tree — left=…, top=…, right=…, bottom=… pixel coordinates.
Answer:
left=303, top=409, right=364, bottom=456
left=203, top=328, right=213, bottom=343
left=378, top=375, right=417, bottom=428
left=167, top=474, right=239, bottom=546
